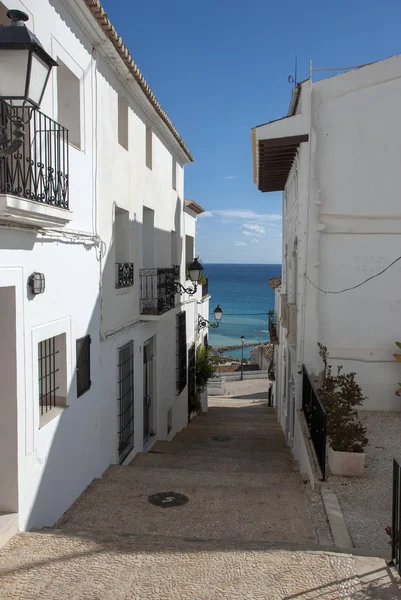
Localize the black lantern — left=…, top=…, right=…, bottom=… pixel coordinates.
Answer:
left=172, top=257, right=204, bottom=296
left=198, top=305, right=224, bottom=332
left=0, top=10, right=58, bottom=110
left=187, top=258, right=203, bottom=284
left=28, top=272, right=45, bottom=294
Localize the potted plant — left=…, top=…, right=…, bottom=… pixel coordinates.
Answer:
left=188, top=343, right=216, bottom=417
left=317, top=343, right=368, bottom=476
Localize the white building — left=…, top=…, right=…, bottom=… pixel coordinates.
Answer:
left=252, top=55, right=401, bottom=480
left=0, top=0, right=209, bottom=545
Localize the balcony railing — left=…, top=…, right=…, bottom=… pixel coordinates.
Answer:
left=268, top=310, right=279, bottom=344
left=201, top=276, right=209, bottom=298
left=0, top=101, right=69, bottom=209
left=116, top=262, right=134, bottom=289
left=302, top=366, right=327, bottom=480
left=139, top=267, right=176, bottom=315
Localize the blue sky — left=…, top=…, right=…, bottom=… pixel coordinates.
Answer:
left=102, top=0, right=401, bottom=263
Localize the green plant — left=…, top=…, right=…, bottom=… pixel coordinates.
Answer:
left=188, top=343, right=217, bottom=415
left=317, top=343, right=368, bottom=453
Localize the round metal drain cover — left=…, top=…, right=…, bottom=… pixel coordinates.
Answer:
left=211, top=435, right=231, bottom=442
left=148, top=491, right=189, bottom=508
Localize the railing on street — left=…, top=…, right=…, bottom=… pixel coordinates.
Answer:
left=391, top=459, right=401, bottom=574
left=0, top=100, right=69, bottom=209
left=201, top=276, right=209, bottom=298
left=302, top=365, right=327, bottom=480
left=139, top=267, right=176, bottom=315
left=268, top=310, right=279, bottom=343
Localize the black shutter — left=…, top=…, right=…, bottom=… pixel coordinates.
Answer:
left=176, top=311, right=187, bottom=394
left=76, top=335, right=91, bottom=397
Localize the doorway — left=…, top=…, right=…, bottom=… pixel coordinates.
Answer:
left=143, top=337, right=155, bottom=445
left=118, top=341, right=134, bottom=463
left=0, top=286, right=18, bottom=515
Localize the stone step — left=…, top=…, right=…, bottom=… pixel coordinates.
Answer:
left=132, top=451, right=295, bottom=473
left=56, top=471, right=316, bottom=545
left=0, top=513, right=18, bottom=549
left=102, top=464, right=303, bottom=490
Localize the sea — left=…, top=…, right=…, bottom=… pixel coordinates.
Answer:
left=205, top=264, right=282, bottom=359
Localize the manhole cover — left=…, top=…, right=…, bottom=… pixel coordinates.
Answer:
left=211, top=435, right=231, bottom=442
left=148, top=491, right=189, bottom=508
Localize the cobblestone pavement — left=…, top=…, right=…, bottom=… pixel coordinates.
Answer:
left=0, top=383, right=399, bottom=598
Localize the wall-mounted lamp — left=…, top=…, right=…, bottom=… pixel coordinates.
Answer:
left=0, top=10, right=58, bottom=111
left=172, top=258, right=203, bottom=296
left=198, top=305, right=223, bottom=332
left=28, top=272, right=45, bottom=294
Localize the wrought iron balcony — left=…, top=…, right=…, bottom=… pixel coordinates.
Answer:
left=268, top=310, right=279, bottom=344
left=0, top=100, right=69, bottom=208
left=139, top=267, right=176, bottom=315
left=116, top=262, right=134, bottom=289
left=201, top=276, right=209, bottom=298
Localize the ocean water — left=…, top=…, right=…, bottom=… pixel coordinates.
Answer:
left=205, top=264, right=282, bottom=359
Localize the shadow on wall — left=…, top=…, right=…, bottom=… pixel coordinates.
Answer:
left=6, top=206, right=187, bottom=531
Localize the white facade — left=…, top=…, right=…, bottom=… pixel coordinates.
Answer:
left=252, top=54, right=401, bottom=472
left=0, top=0, right=209, bottom=539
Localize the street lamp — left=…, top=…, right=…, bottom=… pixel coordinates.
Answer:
left=0, top=10, right=58, bottom=112
left=197, top=305, right=223, bottom=333
left=171, top=258, right=204, bottom=296
left=240, top=335, right=245, bottom=381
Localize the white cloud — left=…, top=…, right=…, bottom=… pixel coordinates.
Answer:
left=198, top=209, right=282, bottom=222
left=251, top=238, right=259, bottom=244
left=235, top=241, right=247, bottom=246
left=242, top=231, right=253, bottom=236
left=276, top=233, right=282, bottom=238
left=214, top=210, right=281, bottom=221
left=222, top=175, right=239, bottom=180
left=242, top=223, right=265, bottom=235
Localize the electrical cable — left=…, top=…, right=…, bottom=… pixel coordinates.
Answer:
left=306, top=255, right=401, bottom=294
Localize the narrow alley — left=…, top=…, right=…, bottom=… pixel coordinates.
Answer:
left=0, top=382, right=396, bottom=599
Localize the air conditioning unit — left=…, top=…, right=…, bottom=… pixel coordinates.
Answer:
left=279, top=293, right=288, bottom=329
left=287, top=303, right=297, bottom=346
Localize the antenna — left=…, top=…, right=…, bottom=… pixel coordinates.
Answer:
left=288, top=54, right=298, bottom=87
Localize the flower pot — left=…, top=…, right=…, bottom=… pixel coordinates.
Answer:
left=328, top=446, right=365, bottom=477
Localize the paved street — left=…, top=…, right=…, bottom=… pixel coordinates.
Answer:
left=0, top=381, right=399, bottom=598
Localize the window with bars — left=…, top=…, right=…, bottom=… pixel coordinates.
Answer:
left=38, top=333, right=67, bottom=425
left=76, top=335, right=91, bottom=398
left=176, top=311, right=187, bottom=394
left=118, top=341, right=134, bottom=463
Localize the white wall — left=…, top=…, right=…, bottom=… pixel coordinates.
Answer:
left=309, top=57, right=401, bottom=410
left=268, top=58, right=401, bottom=479
left=0, top=0, right=196, bottom=533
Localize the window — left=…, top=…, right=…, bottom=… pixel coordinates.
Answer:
left=185, top=235, right=194, bottom=273
left=146, top=126, right=152, bottom=169
left=76, top=335, right=91, bottom=397
left=118, top=341, right=134, bottom=463
left=114, top=206, right=133, bottom=288
left=57, top=59, right=81, bottom=148
left=118, top=95, right=129, bottom=150
left=172, top=157, right=176, bottom=190
left=176, top=311, right=187, bottom=394
left=204, top=333, right=208, bottom=348
left=38, top=333, right=67, bottom=425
